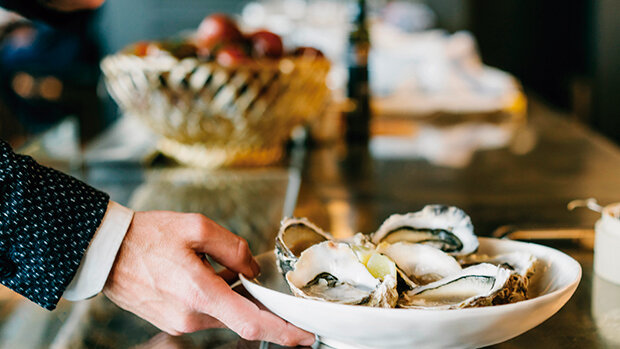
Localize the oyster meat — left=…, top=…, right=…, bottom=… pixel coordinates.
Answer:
left=372, top=205, right=479, bottom=257
left=399, top=263, right=527, bottom=309
left=459, top=251, right=537, bottom=299
left=377, top=242, right=462, bottom=285
left=285, top=241, right=399, bottom=307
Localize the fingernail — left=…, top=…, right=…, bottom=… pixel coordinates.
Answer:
left=251, top=258, right=260, bottom=275
left=300, top=336, right=316, bottom=347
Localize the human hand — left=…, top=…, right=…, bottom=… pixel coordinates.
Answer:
left=103, top=211, right=315, bottom=347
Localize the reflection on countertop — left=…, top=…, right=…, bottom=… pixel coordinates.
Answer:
left=128, top=167, right=292, bottom=255
left=592, top=275, right=620, bottom=346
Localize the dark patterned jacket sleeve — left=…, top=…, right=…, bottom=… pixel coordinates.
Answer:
left=0, top=140, right=109, bottom=310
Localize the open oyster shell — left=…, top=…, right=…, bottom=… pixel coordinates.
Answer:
left=459, top=251, right=537, bottom=298
left=275, top=217, right=331, bottom=274
left=285, top=241, right=399, bottom=307
left=399, top=263, right=527, bottom=309
left=460, top=251, right=537, bottom=279
left=372, top=205, right=479, bottom=257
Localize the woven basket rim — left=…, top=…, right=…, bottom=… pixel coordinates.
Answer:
left=101, top=51, right=330, bottom=75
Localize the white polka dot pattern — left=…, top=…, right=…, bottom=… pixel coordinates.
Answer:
left=0, top=140, right=109, bottom=310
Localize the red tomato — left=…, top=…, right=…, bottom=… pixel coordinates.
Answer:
left=293, top=46, right=324, bottom=58
left=249, top=30, right=283, bottom=59
left=196, top=14, right=243, bottom=50
left=132, top=41, right=150, bottom=56
left=216, top=45, right=249, bottom=67
left=130, top=42, right=169, bottom=57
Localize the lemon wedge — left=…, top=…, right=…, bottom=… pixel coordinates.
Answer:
left=366, top=253, right=397, bottom=281
left=352, top=245, right=374, bottom=265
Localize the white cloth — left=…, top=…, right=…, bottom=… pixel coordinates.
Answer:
left=62, top=201, right=134, bottom=300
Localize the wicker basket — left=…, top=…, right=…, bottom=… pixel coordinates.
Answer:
left=101, top=53, right=330, bottom=168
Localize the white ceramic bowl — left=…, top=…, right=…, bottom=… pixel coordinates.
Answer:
left=240, top=237, right=581, bottom=349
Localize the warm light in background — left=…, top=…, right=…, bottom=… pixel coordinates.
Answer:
left=11, top=72, right=34, bottom=98
left=39, top=77, right=63, bottom=101
left=327, top=199, right=354, bottom=238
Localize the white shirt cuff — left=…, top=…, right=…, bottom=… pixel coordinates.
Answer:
left=63, top=201, right=134, bottom=301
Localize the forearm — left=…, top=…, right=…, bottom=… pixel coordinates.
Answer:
left=0, top=140, right=109, bottom=309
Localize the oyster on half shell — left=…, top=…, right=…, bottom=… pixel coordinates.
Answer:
left=399, top=263, right=527, bottom=309
left=275, top=217, right=331, bottom=274
left=285, top=241, right=399, bottom=307
left=460, top=251, right=537, bottom=279
left=372, top=205, right=479, bottom=257
left=459, top=251, right=537, bottom=298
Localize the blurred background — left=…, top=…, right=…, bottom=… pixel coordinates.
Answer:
left=1, top=2, right=619, bottom=348
left=0, top=0, right=618, bottom=147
